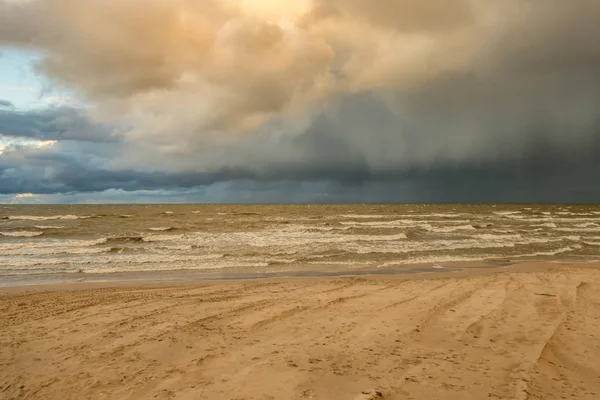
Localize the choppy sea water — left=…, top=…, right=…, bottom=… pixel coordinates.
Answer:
left=1, top=205, right=600, bottom=280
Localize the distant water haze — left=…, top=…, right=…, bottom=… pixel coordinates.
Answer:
left=1, top=205, right=600, bottom=281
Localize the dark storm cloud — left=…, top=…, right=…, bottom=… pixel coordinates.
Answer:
left=1, top=92, right=599, bottom=202
left=2, top=113, right=599, bottom=203
left=0, top=99, right=14, bottom=108
left=0, top=106, right=119, bottom=142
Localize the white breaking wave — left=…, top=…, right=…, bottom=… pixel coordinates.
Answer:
left=0, top=231, right=44, bottom=237
left=152, top=244, right=195, bottom=252
left=421, top=213, right=466, bottom=218
left=504, top=216, right=600, bottom=223
left=427, top=224, right=477, bottom=233
left=376, top=255, right=494, bottom=267
left=532, top=223, right=557, bottom=228
left=556, top=212, right=593, bottom=216
left=0, top=247, right=114, bottom=256
left=0, top=253, right=227, bottom=268
left=556, top=226, right=600, bottom=233
left=339, top=219, right=419, bottom=227
left=339, top=219, right=472, bottom=229
left=344, top=235, right=562, bottom=255
left=476, top=233, right=524, bottom=241
left=555, top=217, right=600, bottom=223
left=373, top=245, right=582, bottom=267
left=83, top=259, right=269, bottom=274
left=492, top=245, right=582, bottom=259
left=340, top=221, right=478, bottom=232
left=0, top=238, right=106, bottom=250
left=0, top=254, right=280, bottom=275
left=139, top=224, right=584, bottom=257
left=339, top=214, right=394, bottom=219
left=502, top=216, right=552, bottom=222
left=148, top=227, right=175, bottom=232
left=493, top=211, right=521, bottom=216
left=7, top=215, right=91, bottom=221
left=354, top=233, right=408, bottom=241
left=575, top=223, right=600, bottom=228
left=143, top=234, right=186, bottom=242
left=145, top=225, right=409, bottom=247
left=523, top=245, right=583, bottom=257
left=33, top=225, right=65, bottom=230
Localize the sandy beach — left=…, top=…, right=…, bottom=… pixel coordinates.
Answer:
left=2, top=262, right=600, bottom=399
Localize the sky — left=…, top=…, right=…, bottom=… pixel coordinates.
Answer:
left=1, top=0, right=600, bottom=204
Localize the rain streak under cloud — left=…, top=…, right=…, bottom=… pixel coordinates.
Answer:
left=1, top=0, right=600, bottom=203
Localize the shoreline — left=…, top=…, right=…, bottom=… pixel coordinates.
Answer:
left=0, top=258, right=597, bottom=290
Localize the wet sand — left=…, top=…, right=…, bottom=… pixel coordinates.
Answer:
left=2, top=262, right=600, bottom=399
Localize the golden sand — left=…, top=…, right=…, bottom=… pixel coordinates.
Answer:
left=2, top=263, right=600, bottom=399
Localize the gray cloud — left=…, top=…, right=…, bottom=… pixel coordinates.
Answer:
left=0, top=106, right=119, bottom=142
left=2, top=111, right=599, bottom=203
left=0, top=99, right=14, bottom=108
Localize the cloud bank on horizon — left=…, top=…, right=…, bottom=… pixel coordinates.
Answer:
left=1, top=0, right=600, bottom=203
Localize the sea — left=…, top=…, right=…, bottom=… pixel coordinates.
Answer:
left=1, top=204, right=600, bottom=284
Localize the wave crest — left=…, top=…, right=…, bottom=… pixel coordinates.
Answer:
left=148, top=227, right=175, bottom=232
left=0, top=231, right=44, bottom=237
left=7, top=215, right=92, bottom=221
